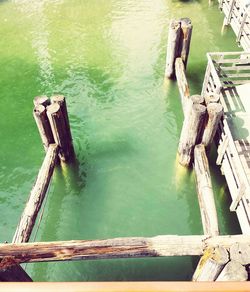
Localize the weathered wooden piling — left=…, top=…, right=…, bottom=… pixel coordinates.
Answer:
left=202, top=103, right=223, bottom=147
left=33, top=95, right=51, bottom=107
left=165, top=18, right=192, bottom=79
left=194, top=144, right=219, bottom=236
left=204, top=93, right=220, bottom=105
left=33, top=105, right=55, bottom=151
left=12, top=144, right=58, bottom=243
left=230, top=242, right=250, bottom=265
left=178, top=101, right=206, bottom=166
left=47, top=102, right=74, bottom=162
left=192, top=247, right=229, bottom=281
left=175, top=57, right=190, bottom=113
left=179, top=18, right=193, bottom=69
left=216, top=261, right=248, bottom=281
left=165, top=20, right=182, bottom=79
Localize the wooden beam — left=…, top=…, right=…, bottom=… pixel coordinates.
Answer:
left=175, top=57, right=190, bottom=114
left=0, top=235, right=249, bottom=266
left=12, top=144, right=58, bottom=243
left=194, top=144, right=219, bottom=236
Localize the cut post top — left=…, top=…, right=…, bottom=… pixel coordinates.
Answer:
left=33, top=96, right=50, bottom=107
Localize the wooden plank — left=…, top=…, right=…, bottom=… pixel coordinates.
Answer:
left=0, top=235, right=250, bottom=265
left=12, top=144, right=58, bottom=243
left=230, top=183, right=246, bottom=211
left=194, top=145, right=219, bottom=236
left=216, top=134, right=229, bottom=165
left=175, top=57, right=190, bottom=113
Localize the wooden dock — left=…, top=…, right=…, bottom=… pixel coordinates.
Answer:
left=218, top=0, right=250, bottom=50
left=202, top=51, right=250, bottom=234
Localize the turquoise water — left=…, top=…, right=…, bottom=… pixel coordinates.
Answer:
left=0, top=0, right=241, bottom=281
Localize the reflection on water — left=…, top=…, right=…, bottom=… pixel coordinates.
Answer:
left=0, top=0, right=241, bottom=281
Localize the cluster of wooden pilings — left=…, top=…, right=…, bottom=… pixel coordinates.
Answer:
left=0, top=95, right=74, bottom=281
left=165, top=17, right=250, bottom=281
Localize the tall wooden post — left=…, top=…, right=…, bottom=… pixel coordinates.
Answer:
left=165, top=20, right=181, bottom=79
left=47, top=103, right=74, bottom=162
left=179, top=18, right=193, bottom=68
left=33, top=105, right=55, bottom=151
left=202, top=103, right=223, bottom=147
left=193, top=247, right=229, bottom=281
left=194, top=144, right=219, bottom=236
left=178, top=102, right=206, bottom=166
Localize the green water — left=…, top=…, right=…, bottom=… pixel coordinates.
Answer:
left=0, top=0, right=241, bottom=281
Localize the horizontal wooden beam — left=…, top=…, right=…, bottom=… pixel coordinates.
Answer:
left=0, top=235, right=249, bottom=267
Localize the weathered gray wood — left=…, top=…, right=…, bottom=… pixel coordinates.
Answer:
left=33, top=105, right=55, bottom=151
left=51, top=95, right=75, bottom=160
left=204, top=93, right=220, bottom=104
left=216, top=134, right=229, bottom=165
left=202, top=103, right=223, bottom=147
left=229, top=243, right=250, bottom=265
left=12, top=144, right=58, bottom=243
left=175, top=57, right=190, bottom=113
left=0, top=263, right=32, bottom=282
left=47, top=103, right=72, bottom=162
left=194, top=144, right=219, bottom=236
left=230, top=183, right=246, bottom=211
left=178, top=104, right=206, bottom=166
left=0, top=235, right=249, bottom=266
left=165, top=20, right=181, bottom=79
left=216, top=261, right=248, bottom=281
left=33, top=96, right=50, bottom=107
left=192, top=247, right=229, bottom=281
left=179, top=18, right=192, bottom=69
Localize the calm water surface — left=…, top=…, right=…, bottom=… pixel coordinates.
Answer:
left=0, top=0, right=241, bottom=281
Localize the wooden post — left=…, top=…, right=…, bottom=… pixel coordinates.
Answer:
left=47, top=103, right=74, bottom=162
left=192, top=247, right=229, bottom=281
left=179, top=18, right=192, bottom=69
left=33, top=95, right=51, bottom=107
left=204, top=93, right=220, bottom=104
left=12, top=144, right=58, bottom=243
left=202, top=103, right=223, bottom=147
left=165, top=20, right=181, bottom=79
left=229, top=243, right=250, bottom=265
left=194, top=144, right=219, bottom=236
left=216, top=261, right=248, bottom=281
left=33, top=105, right=55, bottom=151
left=178, top=103, right=206, bottom=166
left=175, top=57, right=190, bottom=113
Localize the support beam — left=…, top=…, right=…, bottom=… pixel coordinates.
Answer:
left=0, top=235, right=249, bottom=266
left=175, top=57, right=190, bottom=114
left=178, top=103, right=206, bottom=166
left=12, top=144, right=58, bottom=243
left=33, top=105, right=55, bottom=151
left=194, top=144, right=219, bottom=236
left=216, top=261, right=248, bottom=281
left=192, top=247, right=229, bottom=281
left=202, top=103, right=223, bottom=147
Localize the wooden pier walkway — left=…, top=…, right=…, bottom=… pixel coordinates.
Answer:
left=218, top=0, right=250, bottom=50
left=202, top=51, right=250, bottom=234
